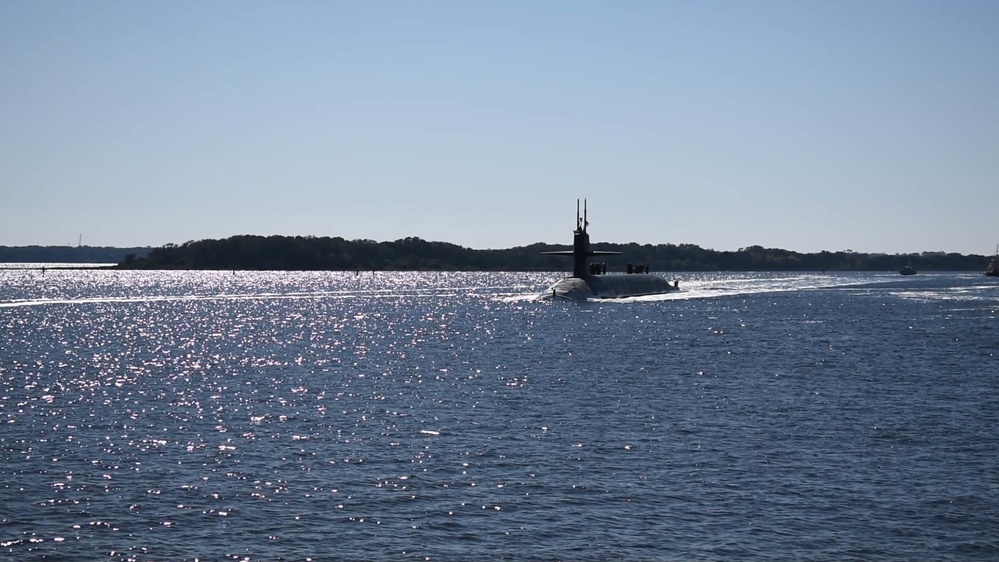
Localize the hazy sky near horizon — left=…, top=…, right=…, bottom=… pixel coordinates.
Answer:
left=2, top=1, right=997, bottom=255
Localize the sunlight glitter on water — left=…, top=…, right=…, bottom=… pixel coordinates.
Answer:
left=2, top=269, right=997, bottom=560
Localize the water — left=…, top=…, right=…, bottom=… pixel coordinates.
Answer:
left=1, top=269, right=997, bottom=561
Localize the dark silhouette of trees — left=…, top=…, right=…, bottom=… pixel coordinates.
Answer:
left=0, top=245, right=151, bottom=263
left=110, top=235, right=993, bottom=272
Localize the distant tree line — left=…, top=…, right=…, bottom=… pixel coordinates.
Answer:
left=110, top=235, right=993, bottom=272
left=0, top=245, right=151, bottom=264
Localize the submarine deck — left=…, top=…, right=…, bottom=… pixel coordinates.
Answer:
left=548, top=274, right=678, bottom=300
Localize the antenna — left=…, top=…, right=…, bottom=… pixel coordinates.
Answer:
left=583, top=199, right=588, bottom=231
left=78, top=234, right=82, bottom=248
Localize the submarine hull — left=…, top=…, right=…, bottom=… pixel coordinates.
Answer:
left=548, top=274, right=677, bottom=300
left=541, top=200, right=679, bottom=300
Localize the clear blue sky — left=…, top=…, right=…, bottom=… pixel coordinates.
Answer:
left=2, top=0, right=997, bottom=255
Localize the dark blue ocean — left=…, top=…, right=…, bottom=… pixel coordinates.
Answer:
left=2, top=268, right=997, bottom=561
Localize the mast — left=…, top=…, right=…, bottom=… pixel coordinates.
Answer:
left=540, top=198, right=621, bottom=278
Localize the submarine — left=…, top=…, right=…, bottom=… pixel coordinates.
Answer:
left=542, top=199, right=679, bottom=300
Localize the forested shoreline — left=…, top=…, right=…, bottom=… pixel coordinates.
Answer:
left=81, top=235, right=996, bottom=272
left=0, top=245, right=151, bottom=264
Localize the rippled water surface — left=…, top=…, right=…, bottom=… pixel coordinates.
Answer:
left=2, top=269, right=998, bottom=560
